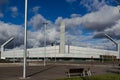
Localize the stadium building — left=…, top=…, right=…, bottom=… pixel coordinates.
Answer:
left=0, top=23, right=119, bottom=61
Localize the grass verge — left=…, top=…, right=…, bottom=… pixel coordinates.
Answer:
left=56, top=74, right=120, bottom=80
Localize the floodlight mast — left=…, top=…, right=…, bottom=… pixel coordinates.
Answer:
left=104, top=33, right=120, bottom=61
left=43, top=22, right=48, bottom=66
left=23, top=0, right=28, bottom=79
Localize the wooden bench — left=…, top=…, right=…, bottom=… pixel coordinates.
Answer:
left=67, top=68, right=85, bottom=78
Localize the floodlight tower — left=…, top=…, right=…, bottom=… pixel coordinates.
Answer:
left=104, top=34, right=120, bottom=61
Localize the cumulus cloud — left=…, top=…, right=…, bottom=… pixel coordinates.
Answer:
left=29, top=14, right=51, bottom=30
left=10, top=6, right=18, bottom=18
left=82, top=5, right=120, bottom=31
left=70, top=14, right=81, bottom=18
left=0, top=21, right=24, bottom=48
left=55, top=17, right=82, bottom=28
left=94, top=19, right=120, bottom=39
left=56, top=5, right=120, bottom=31
left=55, top=5, right=120, bottom=41
left=1, top=3, right=120, bottom=50
left=0, top=14, right=59, bottom=49
left=54, top=4, right=120, bottom=48
left=80, top=0, right=106, bottom=11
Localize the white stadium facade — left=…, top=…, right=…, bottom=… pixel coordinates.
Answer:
left=1, top=45, right=119, bottom=60
left=0, top=23, right=119, bottom=61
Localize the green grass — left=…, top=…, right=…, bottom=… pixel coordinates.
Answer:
left=56, top=74, right=120, bottom=80
left=56, top=77, right=82, bottom=80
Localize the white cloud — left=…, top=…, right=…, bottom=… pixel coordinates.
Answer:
left=80, top=0, right=106, bottom=11
left=1, top=3, right=120, bottom=50
left=29, top=14, right=51, bottom=30
left=32, top=6, right=40, bottom=14
left=0, top=21, right=24, bottom=48
left=82, top=5, right=120, bottom=30
left=47, top=27, right=59, bottom=41
left=10, top=6, right=18, bottom=18
left=54, top=5, right=120, bottom=49
left=55, top=16, right=82, bottom=28
left=56, top=5, right=120, bottom=31
left=0, top=14, right=59, bottom=49
left=11, top=7, right=18, bottom=12
left=70, top=14, right=81, bottom=18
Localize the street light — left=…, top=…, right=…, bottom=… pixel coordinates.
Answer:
left=43, top=22, right=48, bottom=66
left=23, top=0, right=28, bottom=79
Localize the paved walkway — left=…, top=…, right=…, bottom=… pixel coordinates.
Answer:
left=0, top=62, right=119, bottom=80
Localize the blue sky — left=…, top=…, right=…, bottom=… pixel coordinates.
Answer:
left=0, top=0, right=120, bottom=50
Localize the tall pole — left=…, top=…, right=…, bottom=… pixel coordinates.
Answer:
left=55, top=41, right=56, bottom=62
left=43, top=22, right=48, bottom=66
left=118, top=44, right=120, bottom=62
left=23, top=0, right=28, bottom=78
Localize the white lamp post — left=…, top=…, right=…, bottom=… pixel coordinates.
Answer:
left=23, top=0, right=28, bottom=78
left=43, top=22, right=48, bottom=66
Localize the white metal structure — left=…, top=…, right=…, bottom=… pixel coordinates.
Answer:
left=1, top=46, right=118, bottom=59
left=105, top=34, right=120, bottom=60
left=1, top=37, right=14, bottom=59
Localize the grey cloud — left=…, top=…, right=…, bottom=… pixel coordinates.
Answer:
left=55, top=5, right=120, bottom=43
left=82, top=5, right=120, bottom=31
left=0, top=13, right=59, bottom=49
left=56, top=5, right=120, bottom=31
left=0, top=21, right=24, bottom=49
left=94, top=19, right=120, bottom=39
left=29, top=14, right=51, bottom=30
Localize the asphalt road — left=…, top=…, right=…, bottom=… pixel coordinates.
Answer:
left=0, top=62, right=119, bottom=80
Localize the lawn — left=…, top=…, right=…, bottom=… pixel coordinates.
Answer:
left=56, top=74, right=120, bottom=80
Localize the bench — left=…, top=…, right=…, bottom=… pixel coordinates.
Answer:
left=67, top=68, right=85, bottom=78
